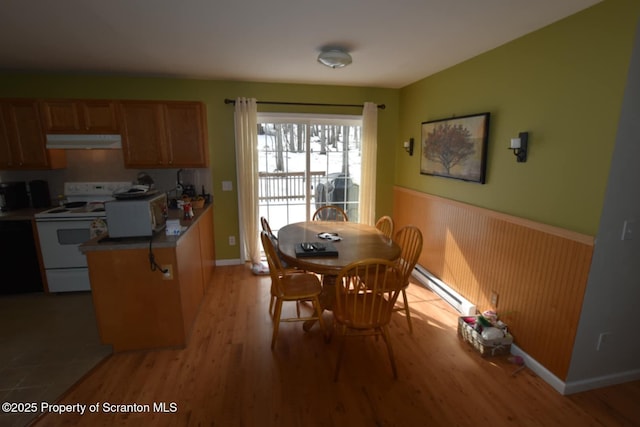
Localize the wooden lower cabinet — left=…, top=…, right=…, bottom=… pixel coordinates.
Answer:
left=86, top=206, right=215, bottom=352
left=87, top=247, right=187, bottom=352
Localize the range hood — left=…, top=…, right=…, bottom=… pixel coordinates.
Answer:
left=45, top=134, right=122, bottom=150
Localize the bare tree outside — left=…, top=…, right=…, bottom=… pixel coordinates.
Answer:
left=296, top=124, right=304, bottom=152
left=342, top=125, right=350, bottom=175
left=320, top=125, right=327, bottom=154
left=274, top=124, right=284, bottom=171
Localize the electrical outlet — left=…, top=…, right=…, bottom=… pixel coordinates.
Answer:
left=229, top=235, right=236, bottom=246
left=490, top=291, right=499, bottom=307
left=162, top=265, right=173, bottom=280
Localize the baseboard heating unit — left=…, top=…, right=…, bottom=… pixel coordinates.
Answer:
left=412, top=265, right=476, bottom=316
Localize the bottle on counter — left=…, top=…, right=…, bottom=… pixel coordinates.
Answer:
left=183, top=202, right=194, bottom=220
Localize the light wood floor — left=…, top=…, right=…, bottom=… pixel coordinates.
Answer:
left=33, top=264, right=640, bottom=426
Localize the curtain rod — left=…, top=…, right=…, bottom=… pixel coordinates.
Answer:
left=224, top=98, right=385, bottom=110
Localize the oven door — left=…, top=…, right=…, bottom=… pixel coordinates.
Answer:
left=36, top=217, right=94, bottom=268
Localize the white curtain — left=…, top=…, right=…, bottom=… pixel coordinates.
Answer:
left=360, top=102, right=378, bottom=225
left=234, top=97, right=261, bottom=267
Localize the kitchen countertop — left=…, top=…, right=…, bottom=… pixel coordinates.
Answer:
left=0, top=208, right=50, bottom=221
left=79, top=203, right=212, bottom=253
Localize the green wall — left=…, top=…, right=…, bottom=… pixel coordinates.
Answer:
left=397, top=0, right=640, bottom=235
left=0, top=75, right=398, bottom=260
left=3, top=0, right=638, bottom=256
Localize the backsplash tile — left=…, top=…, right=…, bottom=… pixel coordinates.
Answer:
left=0, top=150, right=211, bottom=204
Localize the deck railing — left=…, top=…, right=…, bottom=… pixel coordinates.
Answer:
left=258, top=171, right=326, bottom=202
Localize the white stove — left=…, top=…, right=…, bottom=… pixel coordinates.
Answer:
left=35, top=181, right=132, bottom=220
left=35, top=181, right=132, bottom=292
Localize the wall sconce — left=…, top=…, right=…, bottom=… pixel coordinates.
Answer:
left=403, top=138, right=414, bottom=156
left=509, top=132, right=528, bottom=162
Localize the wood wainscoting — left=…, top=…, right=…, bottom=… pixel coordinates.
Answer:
left=393, top=186, right=595, bottom=380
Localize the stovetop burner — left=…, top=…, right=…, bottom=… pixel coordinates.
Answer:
left=34, top=181, right=133, bottom=220
left=45, top=207, right=70, bottom=214
left=35, top=203, right=108, bottom=219
left=64, top=201, right=88, bottom=209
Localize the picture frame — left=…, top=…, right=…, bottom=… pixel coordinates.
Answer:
left=420, top=112, right=490, bottom=184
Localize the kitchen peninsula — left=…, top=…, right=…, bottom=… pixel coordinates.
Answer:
left=80, top=204, right=215, bottom=353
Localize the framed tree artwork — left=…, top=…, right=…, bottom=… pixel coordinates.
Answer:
left=420, top=112, right=490, bottom=184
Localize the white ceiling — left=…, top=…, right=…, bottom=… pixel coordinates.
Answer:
left=0, top=0, right=601, bottom=89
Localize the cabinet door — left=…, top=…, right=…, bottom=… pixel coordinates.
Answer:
left=40, top=100, right=82, bottom=132
left=163, top=102, right=209, bottom=168
left=41, top=100, right=119, bottom=133
left=11, top=100, right=49, bottom=168
left=119, top=101, right=167, bottom=168
left=80, top=100, right=120, bottom=133
left=0, top=105, right=16, bottom=168
left=0, top=100, right=65, bottom=169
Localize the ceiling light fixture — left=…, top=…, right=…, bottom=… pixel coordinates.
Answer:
left=317, top=49, right=352, bottom=69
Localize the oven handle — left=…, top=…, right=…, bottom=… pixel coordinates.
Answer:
left=35, top=216, right=105, bottom=222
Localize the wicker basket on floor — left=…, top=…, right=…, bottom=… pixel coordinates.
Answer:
left=458, top=316, right=513, bottom=357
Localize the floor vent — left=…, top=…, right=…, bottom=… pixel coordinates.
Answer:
left=412, top=264, right=476, bottom=315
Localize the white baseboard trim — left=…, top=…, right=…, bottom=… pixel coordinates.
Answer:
left=564, top=368, right=640, bottom=395
left=215, top=258, right=244, bottom=266
left=510, top=345, right=640, bottom=395
left=510, top=345, right=567, bottom=394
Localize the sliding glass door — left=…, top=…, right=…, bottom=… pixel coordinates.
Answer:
left=257, top=113, right=363, bottom=234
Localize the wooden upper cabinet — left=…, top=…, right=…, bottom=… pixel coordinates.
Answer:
left=41, top=99, right=120, bottom=133
left=0, top=107, right=13, bottom=167
left=0, top=99, right=66, bottom=170
left=119, top=101, right=166, bottom=168
left=163, top=102, right=208, bottom=168
left=120, top=100, right=208, bottom=169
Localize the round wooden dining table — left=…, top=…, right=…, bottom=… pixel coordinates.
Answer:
left=278, top=221, right=401, bottom=328
left=277, top=221, right=401, bottom=275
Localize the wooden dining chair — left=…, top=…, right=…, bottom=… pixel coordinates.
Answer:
left=375, top=215, right=394, bottom=239
left=260, top=216, right=274, bottom=237
left=260, top=231, right=327, bottom=349
left=393, top=225, right=423, bottom=334
left=332, top=258, right=404, bottom=380
left=312, top=205, right=349, bottom=222
left=260, top=216, right=302, bottom=315
left=261, top=216, right=279, bottom=315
